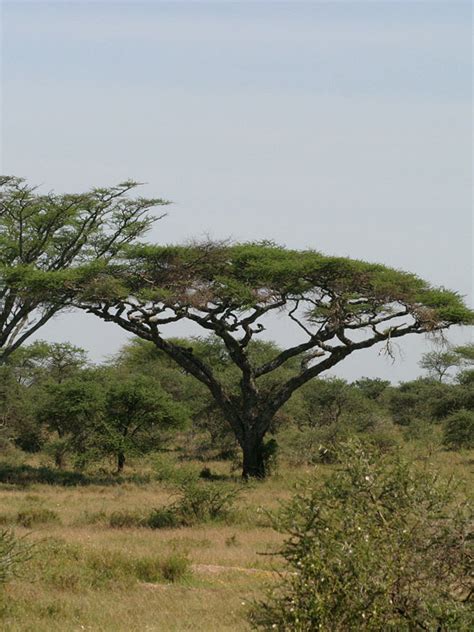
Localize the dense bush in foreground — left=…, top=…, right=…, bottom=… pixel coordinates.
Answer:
left=251, top=442, right=473, bottom=631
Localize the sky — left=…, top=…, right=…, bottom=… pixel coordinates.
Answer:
left=1, top=0, right=472, bottom=382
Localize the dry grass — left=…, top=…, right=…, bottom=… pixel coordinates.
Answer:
left=0, top=459, right=290, bottom=631
left=0, top=449, right=472, bottom=631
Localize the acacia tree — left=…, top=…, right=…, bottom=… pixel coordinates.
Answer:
left=73, top=242, right=472, bottom=478
left=6, top=340, right=88, bottom=386
left=100, top=372, right=187, bottom=473
left=0, top=176, right=167, bottom=361
left=0, top=341, right=89, bottom=453
left=419, top=346, right=462, bottom=382
left=35, top=370, right=106, bottom=468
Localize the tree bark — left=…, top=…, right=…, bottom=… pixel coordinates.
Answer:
left=116, top=451, right=125, bottom=474
left=241, top=431, right=265, bottom=480
left=54, top=451, right=64, bottom=469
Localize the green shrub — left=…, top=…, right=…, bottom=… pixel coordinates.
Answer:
left=153, top=456, right=199, bottom=485
left=0, top=529, right=31, bottom=585
left=146, top=508, right=180, bottom=529
left=108, top=510, right=145, bottom=529
left=402, top=419, right=442, bottom=444
left=173, top=480, right=240, bottom=525
left=131, top=556, right=164, bottom=583
left=283, top=424, right=359, bottom=465
left=16, top=508, right=61, bottom=528
left=250, top=441, right=473, bottom=631
left=159, top=552, right=191, bottom=582
left=106, top=481, right=242, bottom=530
left=363, top=422, right=402, bottom=452
left=443, top=409, right=474, bottom=450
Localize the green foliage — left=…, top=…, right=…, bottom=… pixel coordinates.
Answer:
left=34, top=370, right=106, bottom=467
left=0, top=341, right=90, bottom=456
left=295, top=377, right=378, bottom=430
left=172, top=480, right=241, bottom=526
left=387, top=378, right=452, bottom=425
left=0, top=362, right=41, bottom=452
left=282, top=418, right=401, bottom=466
left=159, top=553, right=191, bottom=582
left=419, top=346, right=462, bottom=382
left=6, top=341, right=88, bottom=386
left=0, top=529, right=31, bottom=585
left=262, top=438, right=279, bottom=474
left=432, top=379, right=474, bottom=421
left=250, top=442, right=473, bottom=631
left=282, top=425, right=351, bottom=466
left=99, top=371, right=187, bottom=470
left=443, top=409, right=474, bottom=450
left=92, top=242, right=474, bottom=327
left=152, top=455, right=201, bottom=486
left=457, top=369, right=474, bottom=386
left=146, top=508, right=181, bottom=529
left=106, top=478, right=242, bottom=530
left=454, top=343, right=474, bottom=363
left=402, top=419, right=443, bottom=447
left=353, top=377, right=390, bottom=401
left=0, top=176, right=167, bottom=359
left=31, top=363, right=188, bottom=471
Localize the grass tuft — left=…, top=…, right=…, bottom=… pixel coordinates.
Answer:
left=16, top=508, right=61, bottom=528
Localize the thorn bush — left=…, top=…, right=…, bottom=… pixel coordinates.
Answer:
left=250, top=441, right=473, bottom=631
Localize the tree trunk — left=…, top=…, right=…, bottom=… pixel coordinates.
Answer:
left=54, top=451, right=64, bottom=469
left=241, top=432, right=265, bottom=480
left=116, top=452, right=125, bottom=474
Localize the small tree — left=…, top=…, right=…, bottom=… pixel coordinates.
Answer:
left=6, top=340, right=88, bottom=386
left=419, top=346, right=461, bottom=382
left=0, top=341, right=89, bottom=453
left=73, top=242, right=472, bottom=478
left=35, top=371, right=105, bottom=468
left=100, top=372, right=187, bottom=472
left=35, top=366, right=187, bottom=471
left=0, top=363, right=39, bottom=452
left=388, top=378, right=453, bottom=426
left=296, top=377, right=376, bottom=429
left=0, top=176, right=167, bottom=361
left=250, top=442, right=473, bottom=631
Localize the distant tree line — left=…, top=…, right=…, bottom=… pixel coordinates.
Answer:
left=1, top=337, right=473, bottom=474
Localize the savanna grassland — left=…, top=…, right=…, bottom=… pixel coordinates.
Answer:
left=0, top=453, right=300, bottom=632
left=0, top=445, right=472, bottom=632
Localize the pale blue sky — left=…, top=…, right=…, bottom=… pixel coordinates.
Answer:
left=1, top=1, right=472, bottom=381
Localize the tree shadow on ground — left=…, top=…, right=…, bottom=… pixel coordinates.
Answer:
left=0, top=463, right=152, bottom=487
